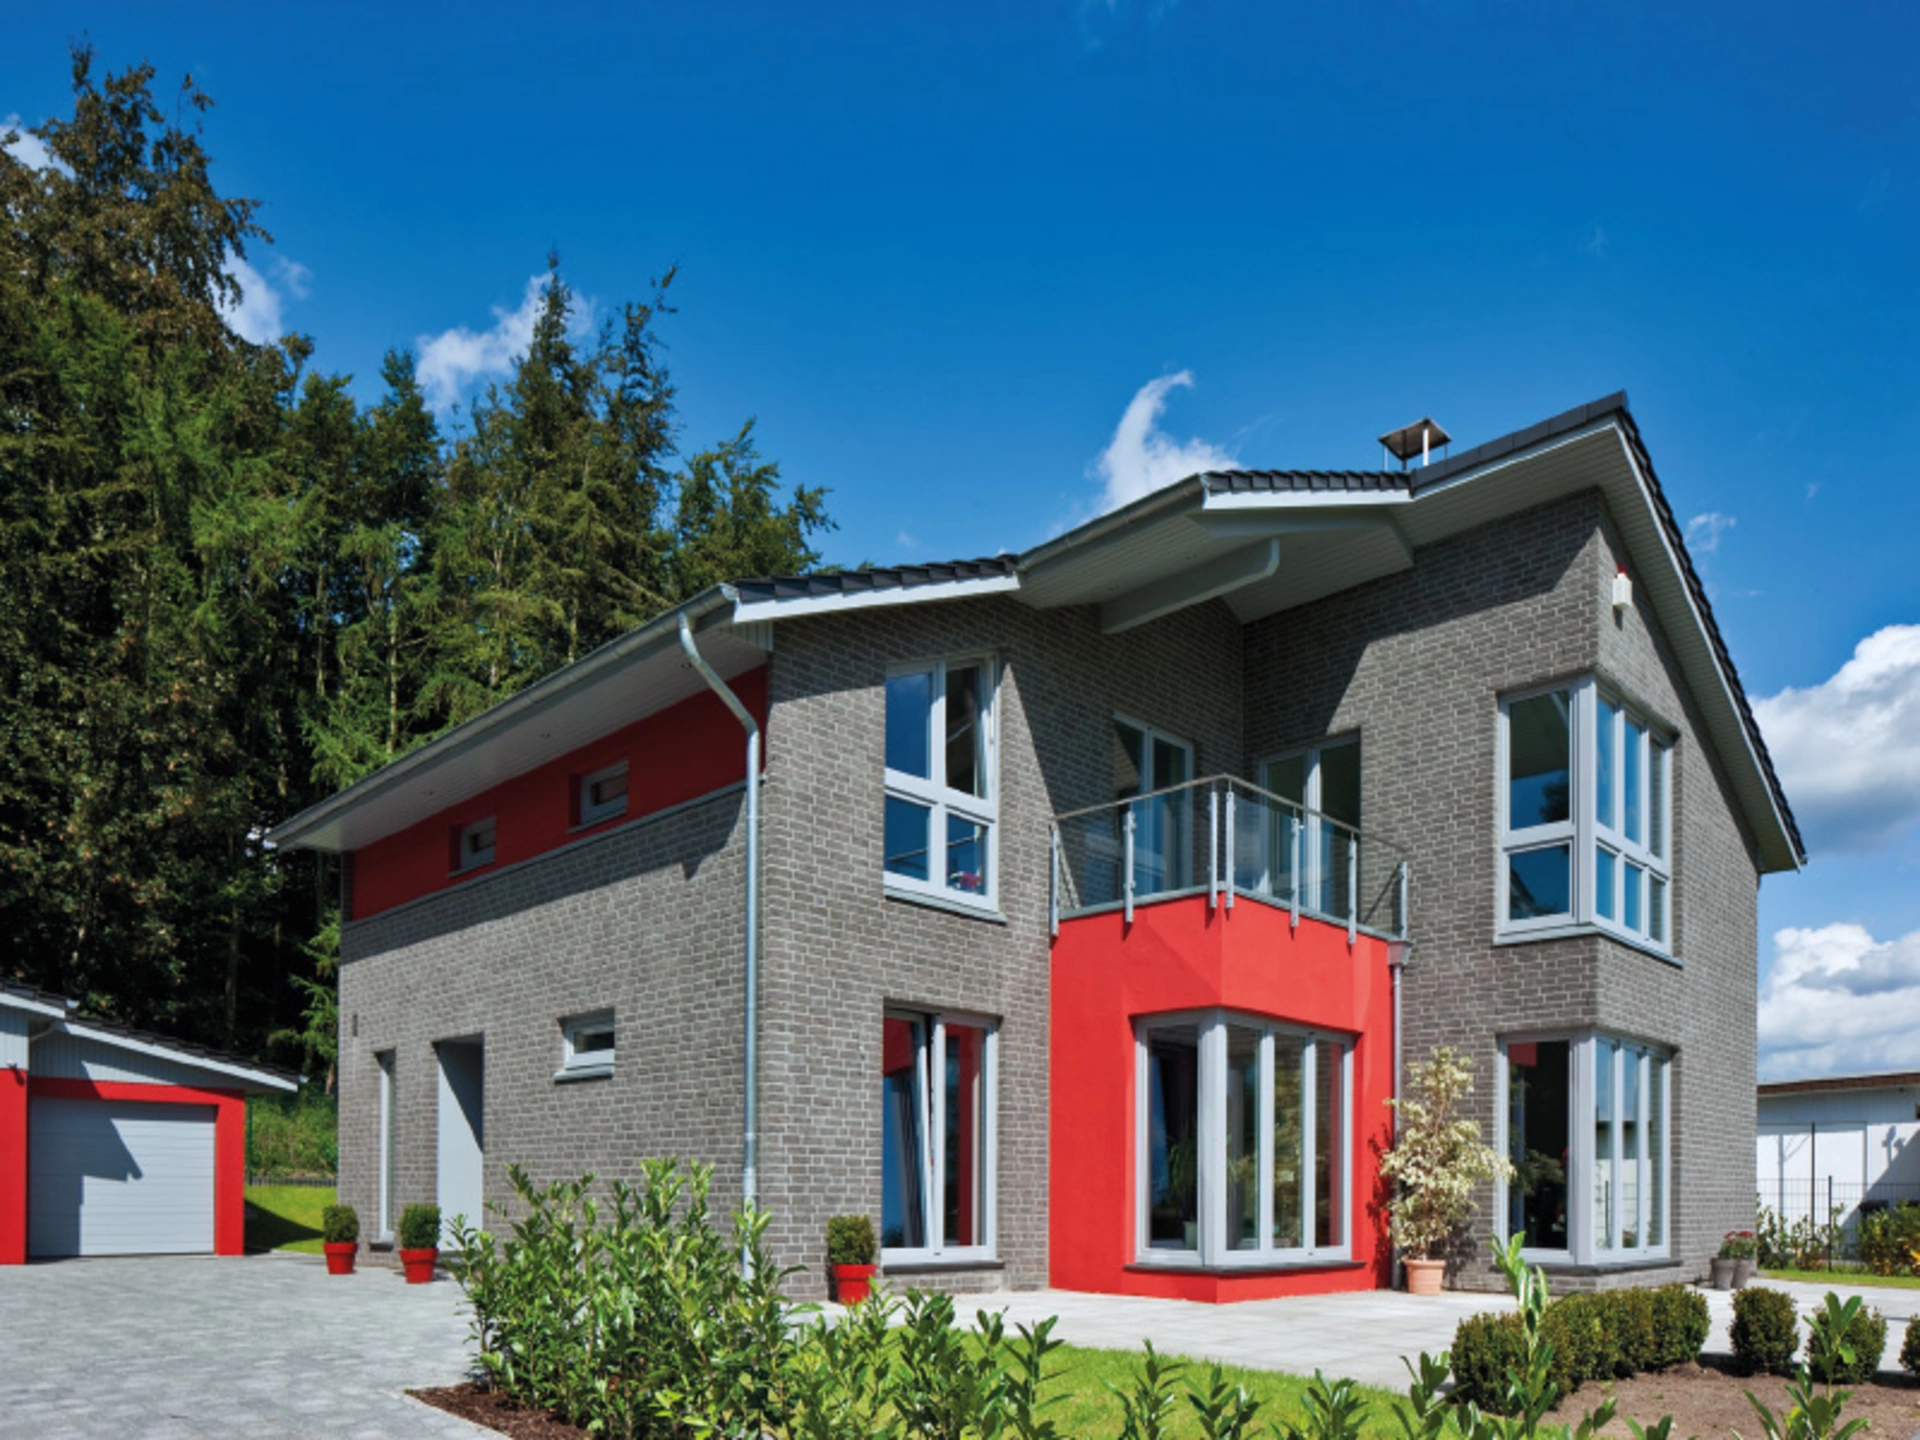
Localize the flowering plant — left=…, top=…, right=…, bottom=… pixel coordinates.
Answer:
left=1719, top=1229, right=1758, bottom=1259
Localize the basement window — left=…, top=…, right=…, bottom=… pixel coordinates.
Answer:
left=558, top=1012, right=616, bottom=1080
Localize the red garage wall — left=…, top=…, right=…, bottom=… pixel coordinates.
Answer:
left=0, top=1066, right=25, bottom=1264
left=1049, top=895, right=1395, bottom=1301
left=351, top=667, right=768, bottom=920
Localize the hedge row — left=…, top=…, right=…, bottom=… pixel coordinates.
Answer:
left=1452, top=1283, right=1710, bottom=1410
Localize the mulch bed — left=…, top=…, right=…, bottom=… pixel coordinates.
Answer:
left=1548, top=1361, right=1920, bottom=1438
left=411, top=1384, right=591, bottom=1440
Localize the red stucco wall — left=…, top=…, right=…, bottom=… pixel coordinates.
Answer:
left=1049, top=894, right=1395, bottom=1301
left=0, top=1066, right=25, bottom=1264
left=350, top=666, right=768, bottom=920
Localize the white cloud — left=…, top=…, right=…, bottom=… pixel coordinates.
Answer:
left=1581, top=225, right=1609, bottom=258
left=1755, top=625, right=1920, bottom=853
left=1091, top=371, right=1237, bottom=512
left=2, top=113, right=59, bottom=172
left=415, top=274, right=596, bottom=415
left=894, top=530, right=918, bottom=552
left=219, top=255, right=289, bottom=344
left=1760, top=922, right=1920, bottom=1078
left=1686, top=510, right=1736, bottom=554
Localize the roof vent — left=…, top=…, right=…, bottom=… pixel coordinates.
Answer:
left=1377, top=416, right=1451, bottom=470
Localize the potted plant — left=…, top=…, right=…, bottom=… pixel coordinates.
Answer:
left=322, top=1203, right=359, bottom=1276
left=1379, top=1046, right=1514, bottom=1295
left=826, top=1214, right=878, bottom=1303
left=399, top=1203, right=442, bottom=1284
left=1718, top=1229, right=1757, bottom=1289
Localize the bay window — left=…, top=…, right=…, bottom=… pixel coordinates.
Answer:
left=881, top=1010, right=997, bottom=1262
left=884, top=659, right=998, bottom=910
left=1137, top=1012, right=1351, bottom=1266
left=1498, top=679, right=1673, bottom=951
left=1500, top=1033, right=1670, bottom=1263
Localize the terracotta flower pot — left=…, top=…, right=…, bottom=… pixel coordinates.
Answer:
left=323, top=1241, right=357, bottom=1276
left=1404, top=1258, right=1445, bottom=1295
left=831, top=1263, right=877, bottom=1304
left=400, top=1247, right=438, bottom=1284
left=1709, top=1256, right=1737, bottom=1289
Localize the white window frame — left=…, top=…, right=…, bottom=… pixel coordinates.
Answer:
left=880, top=1009, right=999, bottom=1266
left=1497, top=677, right=1675, bottom=953
left=882, top=657, right=1000, bottom=913
left=1496, top=1031, right=1671, bottom=1266
left=1133, top=1010, right=1354, bottom=1269
left=455, top=815, right=496, bottom=873
left=578, top=760, right=630, bottom=828
left=557, top=1011, right=616, bottom=1080
left=376, top=1049, right=397, bottom=1243
left=1257, top=734, right=1360, bottom=917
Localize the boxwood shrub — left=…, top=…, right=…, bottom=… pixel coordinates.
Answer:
left=399, top=1202, right=441, bottom=1250
left=1451, top=1311, right=1528, bottom=1409
left=1731, top=1287, right=1800, bottom=1376
left=1451, top=1281, right=1711, bottom=1411
left=826, top=1213, right=876, bottom=1267
left=1649, top=1283, right=1711, bottom=1369
left=1901, top=1314, right=1920, bottom=1377
left=321, top=1203, right=359, bottom=1245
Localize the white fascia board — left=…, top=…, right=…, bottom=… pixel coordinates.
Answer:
left=55, top=1020, right=299, bottom=1092
left=730, top=572, right=1020, bottom=624
left=1406, top=418, right=1623, bottom=501
left=1199, top=489, right=1412, bottom=513
left=1606, top=428, right=1802, bottom=872
left=0, top=991, right=72, bottom=1021
left=1100, top=538, right=1282, bottom=634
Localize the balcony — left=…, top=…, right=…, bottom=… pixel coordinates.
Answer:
left=1049, top=775, right=1409, bottom=942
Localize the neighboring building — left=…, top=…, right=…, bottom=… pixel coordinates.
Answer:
left=267, top=393, right=1804, bottom=1298
left=1757, top=1072, right=1920, bottom=1232
left=0, top=981, right=296, bottom=1264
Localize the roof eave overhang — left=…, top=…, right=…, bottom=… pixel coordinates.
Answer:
left=41, top=1018, right=299, bottom=1093
left=265, top=586, right=742, bottom=854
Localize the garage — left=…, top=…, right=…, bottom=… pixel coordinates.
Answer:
left=1, top=979, right=297, bottom=1265
left=28, top=1098, right=218, bottom=1257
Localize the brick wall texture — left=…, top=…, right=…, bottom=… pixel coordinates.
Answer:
left=335, top=486, right=1764, bottom=1298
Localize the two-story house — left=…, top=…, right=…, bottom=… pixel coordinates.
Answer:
left=266, top=393, right=1803, bottom=1298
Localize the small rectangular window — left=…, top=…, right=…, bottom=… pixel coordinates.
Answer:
left=456, top=816, right=496, bottom=872
left=579, top=761, right=630, bottom=827
left=883, top=659, right=998, bottom=909
left=559, top=1012, right=616, bottom=1078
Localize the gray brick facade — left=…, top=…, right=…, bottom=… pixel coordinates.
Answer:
left=333, top=485, right=1766, bottom=1299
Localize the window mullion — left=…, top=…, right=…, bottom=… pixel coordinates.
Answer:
left=1301, top=1038, right=1318, bottom=1252
left=1257, top=1030, right=1274, bottom=1257
left=1637, top=1049, right=1651, bottom=1254
left=1609, top=1042, right=1623, bottom=1252
left=1200, top=1020, right=1225, bottom=1266
left=930, top=1020, right=948, bottom=1253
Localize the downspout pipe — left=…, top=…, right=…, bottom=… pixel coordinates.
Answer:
left=678, top=613, right=761, bottom=1227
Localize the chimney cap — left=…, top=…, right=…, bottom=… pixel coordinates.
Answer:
left=1377, top=416, right=1451, bottom=463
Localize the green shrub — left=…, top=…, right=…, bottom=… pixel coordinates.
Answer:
left=826, top=1213, right=876, bottom=1267
left=398, top=1202, right=440, bottom=1250
left=245, top=1090, right=337, bottom=1179
left=1901, top=1314, right=1920, bottom=1377
left=1805, top=1293, right=1886, bottom=1385
left=1449, top=1311, right=1527, bottom=1410
left=1602, top=1287, right=1659, bottom=1375
left=1541, top=1293, right=1614, bottom=1390
left=1731, top=1287, right=1800, bottom=1375
left=1859, top=1203, right=1920, bottom=1277
left=1648, top=1283, right=1711, bottom=1369
left=321, top=1203, right=359, bottom=1245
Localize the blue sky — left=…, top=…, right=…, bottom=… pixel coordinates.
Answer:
left=5, top=2, right=1917, bottom=1075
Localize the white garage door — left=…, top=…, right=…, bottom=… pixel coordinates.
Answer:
left=28, top=1098, right=216, bottom=1257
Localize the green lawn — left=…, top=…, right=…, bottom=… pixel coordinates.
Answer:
left=244, top=1183, right=336, bottom=1254
left=1045, top=1345, right=1407, bottom=1438
left=1761, top=1265, right=1920, bottom=1291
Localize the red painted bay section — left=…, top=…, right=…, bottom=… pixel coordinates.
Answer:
left=0, top=1067, right=25, bottom=1264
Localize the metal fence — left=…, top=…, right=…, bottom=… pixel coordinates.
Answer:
left=1759, top=1177, right=1920, bottom=1262
left=1050, top=773, right=1409, bottom=940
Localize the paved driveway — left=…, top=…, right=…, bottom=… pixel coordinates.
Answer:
left=0, top=1254, right=481, bottom=1439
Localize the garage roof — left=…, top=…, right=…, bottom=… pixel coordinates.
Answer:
left=0, top=982, right=298, bottom=1094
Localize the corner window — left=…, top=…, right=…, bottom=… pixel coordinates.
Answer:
left=883, top=659, right=998, bottom=910
left=455, top=816, right=496, bottom=872
left=881, top=1010, right=997, bottom=1261
left=578, top=761, right=629, bottom=827
left=1498, top=680, right=1673, bottom=949
left=558, top=1012, right=615, bottom=1079
left=1500, top=1033, right=1669, bottom=1263
left=1136, top=1012, right=1351, bottom=1267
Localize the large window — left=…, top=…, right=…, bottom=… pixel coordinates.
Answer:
left=1499, top=680, right=1673, bottom=950
left=881, top=1011, right=997, bottom=1262
left=1114, top=718, right=1195, bottom=897
left=1257, top=736, right=1360, bottom=917
left=1136, top=1013, right=1351, bottom=1266
left=884, top=659, right=998, bottom=911
left=1499, top=1033, right=1670, bottom=1264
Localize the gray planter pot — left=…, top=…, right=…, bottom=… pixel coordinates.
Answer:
left=1733, top=1257, right=1755, bottom=1288
left=1709, top=1256, right=1737, bottom=1289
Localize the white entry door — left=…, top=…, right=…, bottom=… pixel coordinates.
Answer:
left=435, top=1040, right=484, bottom=1246
left=28, top=1098, right=216, bottom=1257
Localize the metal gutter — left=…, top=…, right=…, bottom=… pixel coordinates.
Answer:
left=677, top=614, right=763, bottom=1232
left=265, top=586, right=739, bottom=851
